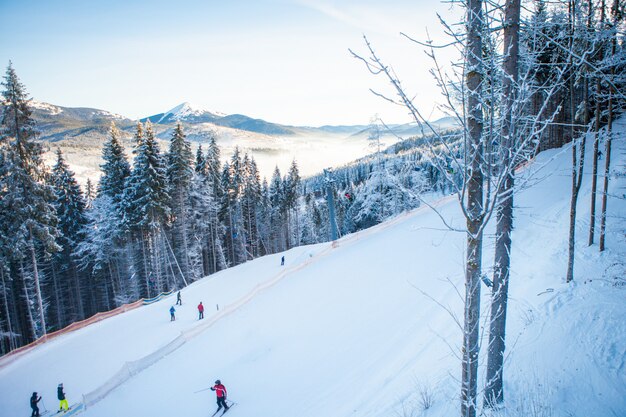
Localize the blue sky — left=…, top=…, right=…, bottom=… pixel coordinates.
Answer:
left=0, top=0, right=458, bottom=126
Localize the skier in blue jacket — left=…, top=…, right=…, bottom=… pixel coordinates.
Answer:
left=170, top=306, right=176, bottom=321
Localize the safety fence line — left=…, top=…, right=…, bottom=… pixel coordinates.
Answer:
left=142, top=289, right=175, bottom=305
left=0, top=289, right=178, bottom=367
left=0, top=299, right=144, bottom=370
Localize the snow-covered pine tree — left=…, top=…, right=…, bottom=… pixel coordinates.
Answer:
left=166, top=123, right=193, bottom=286
left=284, top=160, right=301, bottom=248
left=77, top=122, right=132, bottom=307
left=50, top=149, right=91, bottom=325
left=241, top=154, right=262, bottom=258
left=122, top=122, right=171, bottom=298
left=203, top=142, right=227, bottom=274
left=268, top=166, right=286, bottom=253
left=195, top=144, right=206, bottom=174
left=84, top=178, right=96, bottom=209
left=99, top=123, right=131, bottom=206
left=256, top=178, right=272, bottom=255
left=206, top=134, right=222, bottom=199
left=0, top=62, right=60, bottom=345
left=222, top=147, right=247, bottom=265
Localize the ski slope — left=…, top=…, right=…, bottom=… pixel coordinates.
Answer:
left=1, top=121, right=625, bottom=417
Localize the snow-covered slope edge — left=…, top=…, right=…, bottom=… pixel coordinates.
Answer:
left=0, top=121, right=624, bottom=417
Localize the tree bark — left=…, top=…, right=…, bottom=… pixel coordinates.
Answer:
left=588, top=80, right=602, bottom=245
left=484, top=0, right=521, bottom=406
left=29, top=233, right=46, bottom=338
left=565, top=0, right=586, bottom=283
left=461, top=0, right=485, bottom=415
left=599, top=84, right=613, bottom=251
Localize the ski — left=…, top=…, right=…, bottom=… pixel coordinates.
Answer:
left=210, top=402, right=235, bottom=417
left=221, top=403, right=236, bottom=415
left=53, top=403, right=83, bottom=416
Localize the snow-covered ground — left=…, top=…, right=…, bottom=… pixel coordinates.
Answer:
left=1, top=120, right=624, bottom=417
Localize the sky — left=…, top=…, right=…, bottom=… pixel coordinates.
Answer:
left=0, top=0, right=460, bottom=126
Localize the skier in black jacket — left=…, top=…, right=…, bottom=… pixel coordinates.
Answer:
left=58, top=383, right=69, bottom=412
left=30, top=392, right=42, bottom=417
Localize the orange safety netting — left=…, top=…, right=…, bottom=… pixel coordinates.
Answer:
left=0, top=299, right=144, bottom=368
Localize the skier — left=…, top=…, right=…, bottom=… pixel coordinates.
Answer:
left=57, top=383, right=69, bottom=412
left=176, top=291, right=182, bottom=305
left=210, top=379, right=229, bottom=414
left=170, top=305, right=176, bottom=321
left=281, top=255, right=285, bottom=266
left=30, top=392, right=42, bottom=417
left=198, top=301, right=204, bottom=320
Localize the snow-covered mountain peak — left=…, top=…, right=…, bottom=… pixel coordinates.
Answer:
left=160, top=102, right=224, bottom=123
left=30, top=100, right=63, bottom=115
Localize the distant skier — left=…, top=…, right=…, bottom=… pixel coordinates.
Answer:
left=281, top=255, right=284, bottom=266
left=198, top=301, right=204, bottom=320
left=30, top=392, right=41, bottom=417
left=176, top=291, right=182, bottom=305
left=210, top=379, right=229, bottom=414
left=57, top=383, right=69, bottom=412
left=170, top=306, right=176, bottom=321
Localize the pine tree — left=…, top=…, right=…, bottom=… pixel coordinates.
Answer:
left=0, top=62, right=60, bottom=344
left=122, top=122, right=171, bottom=297
left=241, top=154, right=262, bottom=258
left=206, top=135, right=222, bottom=198
left=50, top=149, right=90, bottom=324
left=99, top=123, right=131, bottom=206
left=284, top=160, right=301, bottom=248
left=166, top=123, right=193, bottom=286
left=77, top=123, right=131, bottom=309
left=84, top=178, right=96, bottom=209
left=201, top=137, right=226, bottom=273
left=268, top=166, right=286, bottom=252
left=195, top=144, right=206, bottom=174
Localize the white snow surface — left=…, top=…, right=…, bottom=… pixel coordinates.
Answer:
left=1, top=121, right=625, bottom=417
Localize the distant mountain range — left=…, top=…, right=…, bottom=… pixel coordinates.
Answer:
left=26, top=100, right=459, bottom=144
left=11, top=100, right=460, bottom=185
left=139, top=102, right=295, bottom=136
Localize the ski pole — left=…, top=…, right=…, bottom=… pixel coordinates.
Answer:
left=42, top=397, right=48, bottom=412
left=194, top=387, right=212, bottom=394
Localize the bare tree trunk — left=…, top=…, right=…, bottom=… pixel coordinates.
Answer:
left=599, top=84, right=613, bottom=251
left=565, top=125, right=586, bottom=283
left=485, top=0, right=520, bottom=406
left=29, top=233, right=46, bottom=338
left=20, top=261, right=36, bottom=342
left=461, top=0, right=485, bottom=415
left=72, top=264, right=85, bottom=319
left=588, top=80, right=602, bottom=245
left=599, top=3, right=617, bottom=251
left=565, top=0, right=586, bottom=283
left=50, top=262, right=63, bottom=328
left=141, top=232, right=150, bottom=298
left=0, top=267, right=16, bottom=351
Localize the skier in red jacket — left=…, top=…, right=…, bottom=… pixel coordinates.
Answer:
left=198, top=301, right=204, bottom=320
left=210, top=380, right=229, bottom=413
